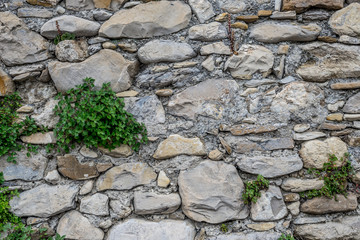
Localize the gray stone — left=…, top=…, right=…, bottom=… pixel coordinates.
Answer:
left=48, top=49, right=138, bottom=93
left=110, top=198, right=132, bottom=219
left=93, top=9, right=113, bottom=21
left=9, top=64, right=45, bottom=76
left=245, top=79, right=277, bottom=88
left=250, top=22, right=321, bottom=43
left=188, top=0, right=215, bottom=23
left=343, top=92, right=360, bottom=113
left=96, top=163, right=157, bottom=191
left=32, top=99, right=59, bottom=129
left=0, top=12, right=50, bottom=66
left=55, top=39, right=88, bottom=62
left=295, top=215, right=360, bottom=240
left=287, top=201, right=300, bottom=216
left=263, top=138, right=295, bottom=151
left=329, top=3, right=360, bottom=37
left=189, top=22, right=227, bottom=41
left=10, top=184, right=78, bottom=217
left=178, top=160, right=248, bottom=224
left=80, top=193, right=109, bottom=216
left=41, top=15, right=100, bottom=39
left=44, top=170, right=61, bottom=184
left=99, top=1, right=191, bottom=39
left=202, top=56, right=215, bottom=71
left=297, top=43, right=360, bottom=82
left=0, top=152, right=47, bottom=181
left=200, top=42, right=232, bottom=55
left=217, top=0, right=247, bottom=13
left=138, top=40, right=196, bottom=64
left=57, top=211, right=104, bottom=240
left=134, top=192, right=181, bottom=215
left=107, top=219, right=195, bottom=240
left=99, top=145, right=133, bottom=158
left=208, top=232, right=281, bottom=240
left=294, top=216, right=327, bottom=225
left=281, top=178, right=324, bottom=192
left=79, top=181, right=94, bottom=195
left=270, top=11, right=297, bottom=20
left=251, top=186, right=288, bottom=221
left=302, top=9, right=331, bottom=21
left=238, top=155, right=303, bottom=178
left=225, top=45, right=274, bottom=79
left=65, top=0, right=94, bottom=10
left=339, top=35, right=360, bottom=45
left=293, top=132, right=326, bottom=141
left=18, top=8, right=53, bottom=18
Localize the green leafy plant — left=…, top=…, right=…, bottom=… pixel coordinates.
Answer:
left=220, top=223, right=228, bottom=233
left=53, top=20, right=75, bottom=45
left=242, top=175, right=269, bottom=204
left=300, top=153, right=354, bottom=200
left=0, top=93, right=46, bottom=163
left=54, top=77, right=148, bottom=153
left=278, top=234, right=296, bottom=240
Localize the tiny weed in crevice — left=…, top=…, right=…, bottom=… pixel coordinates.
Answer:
left=220, top=224, right=228, bottom=233
left=242, top=175, right=269, bottom=204
left=278, top=234, right=296, bottom=240
left=300, top=153, right=354, bottom=200
left=54, top=77, right=148, bottom=153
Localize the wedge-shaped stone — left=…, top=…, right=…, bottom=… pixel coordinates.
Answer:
left=10, top=184, right=78, bottom=217
left=293, top=132, right=326, bottom=141
left=58, top=154, right=99, bottom=180
left=178, top=161, right=248, bottom=224
left=153, top=134, right=206, bottom=160
left=250, top=22, right=321, bottom=43
left=96, top=163, right=157, bottom=191
left=168, top=79, right=240, bottom=120
left=343, top=92, right=360, bottom=114
left=0, top=68, right=15, bottom=96
left=297, top=43, right=360, bottom=82
left=107, top=219, right=195, bottom=240
left=188, top=0, right=215, bottom=23
left=238, top=155, right=303, bottom=178
left=134, top=192, right=181, bottom=215
left=57, top=211, right=104, bottom=240
left=329, top=3, right=360, bottom=37
left=299, top=137, right=348, bottom=169
left=281, top=178, right=324, bottom=192
left=99, top=145, right=133, bottom=158
left=225, top=45, right=274, bottom=79
left=301, top=193, right=358, bottom=214
left=99, top=1, right=191, bottom=38
left=295, top=215, right=360, bottom=240
left=138, top=40, right=196, bottom=64
left=189, top=22, right=227, bottom=41
left=80, top=193, right=109, bottom=216
left=251, top=186, right=288, bottom=221
left=0, top=12, right=50, bottom=66
left=48, top=49, right=138, bottom=93
left=282, top=0, right=344, bottom=13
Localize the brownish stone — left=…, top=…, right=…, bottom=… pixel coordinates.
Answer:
left=258, top=10, right=273, bottom=17
left=326, top=113, right=343, bottom=121
left=233, top=140, right=262, bottom=153
left=231, top=22, right=248, bottom=30
left=230, top=124, right=278, bottom=136
left=284, top=193, right=300, bottom=202
left=96, top=163, right=113, bottom=173
left=317, top=36, right=338, bottom=43
left=331, top=128, right=354, bottom=136
left=320, top=122, right=347, bottom=131
left=282, top=0, right=344, bottom=13
left=58, top=154, right=99, bottom=180
left=93, top=0, right=111, bottom=8
left=331, top=82, right=360, bottom=90
left=301, top=193, right=358, bottom=214
left=236, top=15, right=259, bottom=23
left=0, top=68, right=15, bottom=96
left=26, top=0, right=58, bottom=7
left=219, top=137, right=232, bottom=154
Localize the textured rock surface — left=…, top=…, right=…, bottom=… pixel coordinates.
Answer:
left=49, top=49, right=138, bottom=93
left=188, top=0, right=215, bottom=23
left=107, top=219, right=195, bottom=240
left=96, top=163, right=157, bottom=191
left=282, top=0, right=344, bottom=13
left=189, top=22, right=227, bottom=41
left=134, top=192, right=181, bottom=215
left=208, top=232, right=281, bottom=240
left=343, top=92, right=360, bottom=113
left=217, top=0, right=247, bottom=13
left=10, top=184, right=78, bottom=217
left=31, top=98, right=59, bottom=129
left=0, top=68, right=15, bottom=96
left=99, top=1, right=191, bottom=38
left=0, top=12, right=50, bottom=66
left=281, top=178, right=324, bottom=192
left=20, top=132, right=56, bottom=145
left=80, top=193, right=109, bottom=216
left=225, top=45, right=274, bottom=79
left=250, top=22, right=321, bottom=43
left=58, top=154, right=99, bottom=180
left=329, top=3, right=360, bottom=37
left=57, top=211, right=104, bottom=240
left=153, top=134, right=206, bottom=160
left=178, top=160, right=248, bottom=224
left=55, top=39, right=88, bottom=62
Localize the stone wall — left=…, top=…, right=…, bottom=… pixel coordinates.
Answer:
left=1, top=0, right=360, bottom=239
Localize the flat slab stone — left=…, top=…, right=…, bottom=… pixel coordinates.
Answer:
left=282, top=0, right=344, bottom=13
left=0, top=12, right=50, bottom=66
left=343, top=92, right=360, bottom=114
left=80, top=193, right=109, bottom=216
left=293, top=132, right=326, bottom=141
left=96, top=162, right=157, bottom=191
left=21, top=132, right=56, bottom=145
left=238, top=155, right=303, bottom=178
left=297, top=43, right=360, bottom=82
left=216, top=0, right=247, bottom=13
left=18, top=8, right=53, bottom=18
left=281, top=178, right=324, bottom=192
left=230, top=124, right=278, bottom=136
left=153, top=134, right=206, bottom=160
left=208, top=232, right=281, bottom=240
left=301, top=193, right=358, bottom=214
left=331, top=82, right=360, bottom=90
left=251, top=185, right=288, bottom=221
left=57, top=211, right=104, bottom=240
left=107, top=219, right=195, bottom=240
left=250, top=22, right=321, bottom=43
left=138, top=40, right=196, bottom=64
left=134, top=192, right=181, bottom=215
left=48, top=49, right=138, bottom=93
left=200, top=42, right=232, bottom=55
left=99, top=1, right=191, bottom=39
left=10, top=184, right=78, bottom=217
left=329, top=3, right=360, bottom=37
left=58, top=154, right=99, bottom=180
left=40, top=15, right=100, bottom=39
left=188, top=0, right=215, bottom=23
left=178, top=160, right=248, bottom=224
left=189, top=22, right=227, bottom=41
left=295, top=215, right=360, bottom=239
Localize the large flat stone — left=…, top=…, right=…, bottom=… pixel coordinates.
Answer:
left=40, top=15, right=100, bottom=39
left=225, top=45, right=274, bottom=79
left=138, top=40, right=196, bottom=64
left=282, top=0, right=344, bottom=13
left=99, top=1, right=191, bottom=38
left=57, top=154, right=99, bottom=180
left=153, top=134, right=206, bottom=160
left=238, top=155, right=303, bottom=178
left=281, top=178, right=324, bottom=192
left=178, top=160, right=248, bottom=224
left=208, top=232, right=281, bottom=240
left=96, top=163, right=157, bottom=191
left=134, top=192, right=181, bottom=215
left=0, top=12, right=50, bottom=66
left=250, top=22, right=321, bottom=43
left=297, top=43, right=360, bottom=82
left=329, top=3, right=360, bottom=37
left=10, top=184, right=78, bottom=217
left=48, top=49, right=138, bottom=93
left=107, top=219, right=195, bottom=240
